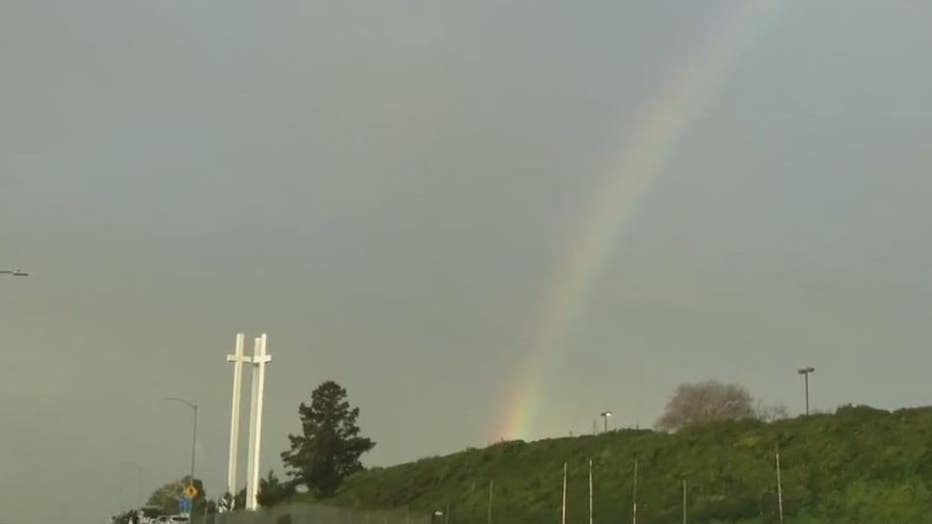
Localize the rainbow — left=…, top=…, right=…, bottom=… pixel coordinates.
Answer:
left=501, top=0, right=785, bottom=440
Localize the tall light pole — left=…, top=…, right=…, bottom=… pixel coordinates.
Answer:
left=600, top=411, right=613, bottom=433
left=0, top=269, right=29, bottom=277
left=164, top=396, right=198, bottom=494
left=122, top=463, right=144, bottom=506
left=797, top=367, right=815, bottom=415
left=134, top=464, right=144, bottom=506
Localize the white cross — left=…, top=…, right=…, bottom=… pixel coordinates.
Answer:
left=225, top=334, right=251, bottom=504
left=245, top=334, right=271, bottom=510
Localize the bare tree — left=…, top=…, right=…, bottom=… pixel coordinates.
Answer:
left=656, top=380, right=756, bottom=431
left=755, top=400, right=789, bottom=422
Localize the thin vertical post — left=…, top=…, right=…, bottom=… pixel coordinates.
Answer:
left=190, top=404, right=198, bottom=490
left=804, top=373, right=810, bottom=415
left=776, top=446, right=784, bottom=524
left=136, top=465, right=143, bottom=507
left=487, top=480, right=493, bottom=524
left=682, top=479, right=687, bottom=524
left=561, top=462, right=568, bottom=524
left=588, top=459, right=594, bottom=524
left=798, top=367, right=815, bottom=415
left=632, top=459, right=638, bottom=524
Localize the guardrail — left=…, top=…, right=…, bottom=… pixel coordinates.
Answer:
left=212, top=503, right=431, bottom=524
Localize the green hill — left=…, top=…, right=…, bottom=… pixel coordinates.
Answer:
left=313, top=405, right=932, bottom=523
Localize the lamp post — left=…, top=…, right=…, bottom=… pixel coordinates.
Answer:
left=122, top=463, right=144, bottom=506
left=164, top=396, right=198, bottom=500
left=797, top=367, right=815, bottom=415
left=0, top=269, right=29, bottom=277
left=600, top=411, right=613, bottom=433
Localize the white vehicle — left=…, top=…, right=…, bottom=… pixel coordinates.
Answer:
left=138, top=506, right=167, bottom=524
left=167, top=516, right=190, bottom=523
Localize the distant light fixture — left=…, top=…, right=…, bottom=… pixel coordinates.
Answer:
left=797, top=367, right=816, bottom=416
left=600, top=411, right=613, bottom=433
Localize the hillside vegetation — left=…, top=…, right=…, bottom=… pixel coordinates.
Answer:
left=314, top=405, right=932, bottom=523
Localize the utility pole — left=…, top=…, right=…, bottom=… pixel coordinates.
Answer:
left=797, top=367, right=815, bottom=415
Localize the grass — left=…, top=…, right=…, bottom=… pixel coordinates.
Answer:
left=300, top=405, right=932, bottom=523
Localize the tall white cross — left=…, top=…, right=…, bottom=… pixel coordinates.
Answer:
left=225, top=334, right=250, bottom=504
left=245, top=333, right=271, bottom=511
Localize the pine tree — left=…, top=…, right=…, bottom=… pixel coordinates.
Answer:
left=280, top=381, right=376, bottom=497
left=257, top=470, right=295, bottom=507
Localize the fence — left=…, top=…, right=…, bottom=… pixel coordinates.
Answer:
left=211, top=503, right=432, bottom=524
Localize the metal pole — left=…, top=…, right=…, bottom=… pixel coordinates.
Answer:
left=632, top=459, right=638, bottom=524
left=682, top=479, right=687, bottom=524
left=164, top=397, right=198, bottom=514
left=487, top=480, right=493, bottom=524
left=191, top=404, right=198, bottom=487
left=599, top=412, right=613, bottom=434
left=804, top=373, right=810, bottom=416
left=776, top=446, right=784, bottom=524
left=798, top=367, right=814, bottom=416
left=561, top=462, right=567, bottom=524
left=588, top=459, right=593, bottom=524
left=136, top=465, right=144, bottom=506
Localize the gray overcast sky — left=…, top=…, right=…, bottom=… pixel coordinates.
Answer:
left=3, top=1, right=932, bottom=522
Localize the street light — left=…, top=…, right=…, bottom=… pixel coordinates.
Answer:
left=600, top=411, right=613, bottom=433
left=0, top=269, right=28, bottom=277
left=164, top=396, right=199, bottom=501
left=797, top=367, right=815, bottom=416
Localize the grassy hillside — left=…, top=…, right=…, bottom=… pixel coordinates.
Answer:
left=313, top=405, right=932, bottom=523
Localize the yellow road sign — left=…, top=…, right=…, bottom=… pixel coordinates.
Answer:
left=184, top=485, right=198, bottom=499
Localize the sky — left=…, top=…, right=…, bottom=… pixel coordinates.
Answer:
left=3, top=0, right=932, bottom=522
